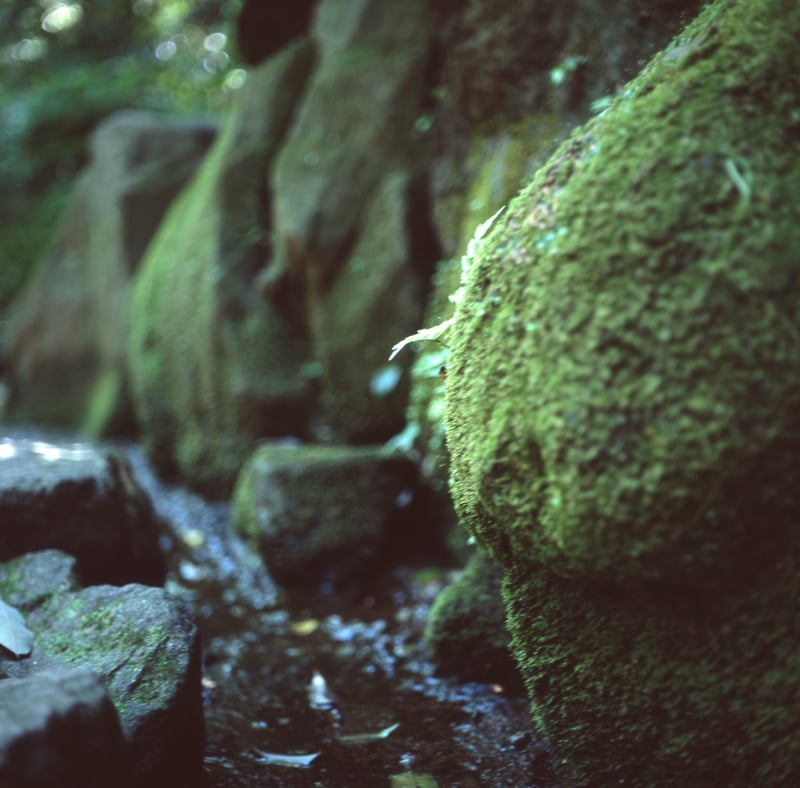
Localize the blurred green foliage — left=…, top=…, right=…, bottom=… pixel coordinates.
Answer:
left=0, top=0, right=246, bottom=316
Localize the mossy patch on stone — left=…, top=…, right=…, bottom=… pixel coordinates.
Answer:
left=424, top=548, right=523, bottom=690
left=504, top=553, right=800, bottom=786
left=232, top=442, right=438, bottom=588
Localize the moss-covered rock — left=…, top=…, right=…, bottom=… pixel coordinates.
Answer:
left=424, top=548, right=522, bottom=691
left=447, top=0, right=800, bottom=586
left=127, top=45, right=314, bottom=495
left=232, top=442, right=436, bottom=588
left=0, top=552, right=203, bottom=786
left=444, top=0, right=800, bottom=782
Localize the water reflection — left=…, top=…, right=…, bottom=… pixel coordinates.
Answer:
left=0, top=437, right=96, bottom=462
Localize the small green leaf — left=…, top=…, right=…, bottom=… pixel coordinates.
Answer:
left=335, top=721, right=400, bottom=744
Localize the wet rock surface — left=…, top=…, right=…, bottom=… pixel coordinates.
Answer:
left=124, top=440, right=556, bottom=786
left=0, top=549, right=203, bottom=787
left=0, top=431, right=557, bottom=786
left=0, top=666, right=129, bottom=788
left=231, top=443, right=441, bottom=589
left=0, top=436, right=165, bottom=585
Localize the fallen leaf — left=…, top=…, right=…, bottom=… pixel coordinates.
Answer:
left=290, top=618, right=320, bottom=636
left=0, top=598, right=34, bottom=658
left=390, top=772, right=439, bottom=788
left=307, top=669, right=337, bottom=710
left=336, top=721, right=400, bottom=744
left=252, top=748, right=321, bottom=768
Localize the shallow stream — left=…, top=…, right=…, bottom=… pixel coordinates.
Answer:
left=41, top=435, right=559, bottom=786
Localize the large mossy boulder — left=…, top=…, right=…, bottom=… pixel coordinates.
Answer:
left=444, top=0, right=800, bottom=783
left=127, top=45, right=315, bottom=495
left=408, top=0, right=701, bottom=490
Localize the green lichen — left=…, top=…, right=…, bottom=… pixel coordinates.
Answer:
left=0, top=563, right=25, bottom=602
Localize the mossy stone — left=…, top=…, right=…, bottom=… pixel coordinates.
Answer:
left=445, top=0, right=800, bottom=782
left=446, top=0, right=800, bottom=588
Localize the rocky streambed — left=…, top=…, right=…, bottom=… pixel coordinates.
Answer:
left=0, top=430, right=557, bottom=787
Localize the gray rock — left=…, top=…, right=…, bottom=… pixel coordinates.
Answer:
left=0, top=550, right=79, bottom=613
left=232, top=443, right=429, bottom=587
left=0, top=437, right=165, bottom=586
left=2, top=112, right=217, bottom=436
left=0, top=666, right=130, bottom=788
left=10, top=583, right=203, bottom=786
left=0, top=551, right=203, bottom=785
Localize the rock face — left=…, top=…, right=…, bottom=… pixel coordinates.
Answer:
left=444, top=0, right=800, bottom=783
left=270, top=0, right=431, bottom=269
left=128, top=44, right=316, bottom=496
left=0, top=551, right=204, bottom=787
left=231, top=443, right=435, bottom=587
left=268, top=0, right=437, bottom=443
left=128, top=0, right=438, bottom=492
left=0, top=436, right=165, bottom=586
left=2, top=112, right=217, bottom=436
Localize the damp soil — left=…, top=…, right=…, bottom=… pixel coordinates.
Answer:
left=125, top=445, right=559, bottom=787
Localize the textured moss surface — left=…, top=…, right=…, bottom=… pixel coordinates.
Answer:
left=424, top=548, right=522, bottom=690
left=504, top=555, right=800, bottom=786
left=447, top=0, right=800, bottom=586
left=444, top=0, right=800, bottom=782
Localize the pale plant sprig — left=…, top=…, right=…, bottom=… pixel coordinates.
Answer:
left=389, top=205, right=505, bottom=361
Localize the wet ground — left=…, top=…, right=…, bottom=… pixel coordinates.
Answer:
left=102, top=442, right=560, bottom=786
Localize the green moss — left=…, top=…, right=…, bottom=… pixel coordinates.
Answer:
left=424, top=548, right=522, bottom=688
left=0, top=563, right=25, bottom=601
left=407, top=118, right=563, bottom=489
left=447, top=0, right=800, bottom=585
left=444, top=0, right=800, bottom=782
left=80, top=367, right=122, bottom=438
left=504, top=555, right=800, bottom=785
